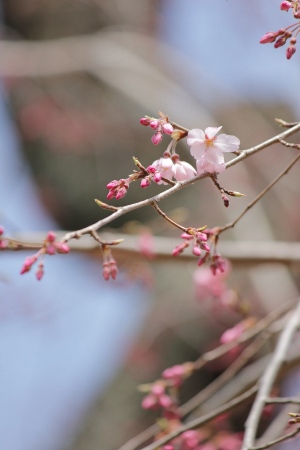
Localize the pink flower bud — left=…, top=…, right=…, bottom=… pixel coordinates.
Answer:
left=107, top=189, right=116, bottom=200
left=55, top=242, right=70, bottom=254
left=46, top=244, right=56, bottom=255
left=260, top=31, right=277, bottom=44
left=140, top=117, right=150, bottom=126
left=162, top=122, right=173, bottom=135
left=286, top=44, right=296, bottom=59
left=151, top=384, right=164, bottom=396
left=0, top=226, right=4, bottom=236
left=140, top=178, right=151, bottom=188
left=150, top=119, right=159, bottom=129
left=106, top=180, right=119, bottom=189
left=159, top=394, right=173, bottom=409
left=46, top=231, right=56, bottom=243
left=20, top=255, right=37, bottom=274
left=141, top=394, right=157, bottom=410
left=36, top=263, right=44, bottom=281
left=181, top=232, right=194, bottom=240
left=102, top=262, right=110, bottom=281
left=115, top=187, right=127, bottom=200
left=200, top=242, right=210, bottom=252
left=192, top=245, right=201, bottom=257
left=172, top=242, right=189, bottom=256
left=0, top=240, right=7, bottom=249
left=146, top=165, right=156, bottom=174
left=109, top=260, right=118, bottom=280
left=280, top=1, right=292, bottom=11
left=153, top=172, right=162, bottom=183
left=151, top=131, right=163, bottom=145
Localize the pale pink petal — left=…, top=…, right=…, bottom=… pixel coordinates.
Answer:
left=204, top=126, right=222, bottom=139
left=172, top=161, right=196, bottom=181
left=205, top=148, right=224, bottom=164
left=187, top=128, right=205, bottom=146
left=214, top=134, right=240, bottom=152
left=189, top=142, right=206, bottom=160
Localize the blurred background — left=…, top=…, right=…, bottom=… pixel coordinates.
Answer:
left=1, top=1, right=300, bottom=449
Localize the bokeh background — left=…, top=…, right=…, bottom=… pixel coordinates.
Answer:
left=1, top=1, right=300, bottom=449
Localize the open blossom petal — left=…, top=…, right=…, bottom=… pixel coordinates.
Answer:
left=214, top=134, right=240, bottom=152
left=172, top=160, right=197, bottom=181
left=197, top=159, right=226, bottom=174
left=187, top=128, right=205, bottom=146
left=152, top=156, right=173, bottom=184
left=204, top=126, right=222, bottom=139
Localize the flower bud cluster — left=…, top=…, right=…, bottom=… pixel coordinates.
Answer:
left=101, top=245, right=118, bottom=280
left=20, top=231, right=70, bottom=280
left=106, top=178, right=130, bottom=200
left=172, top=228, right=229, bottom=276
left=260, top=1, right=300, bottom=59
left=141, top=382, right=174, bottom=411
left=172, top=229, right=210, bottom=260
left=162, top=362, right=194, bottom=388
left=140, top=114, right=174, bottom=145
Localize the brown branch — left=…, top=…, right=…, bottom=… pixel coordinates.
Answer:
left=150, top=202, right=187, bottom=232
left=218, top=153, right=300, bottom=235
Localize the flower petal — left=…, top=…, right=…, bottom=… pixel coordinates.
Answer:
left=214, top=134, right=240, bottom=153
left=204, top=126, right=222, bottom=139
left=187, top=128, right=205, bottom=146
left=189, top=142, right=206, bottom=160
left=205, top=148, right=224, bottom=164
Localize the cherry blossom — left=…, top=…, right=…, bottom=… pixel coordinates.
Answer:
left=187, top=127, right=240, bottom=174
left=171, top=154, right=197, bottom=181
left=151, top=152, right=174, bottom=184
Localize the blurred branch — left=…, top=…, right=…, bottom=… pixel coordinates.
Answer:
left=242, top=300, right=300, bottom=450
left=5, top=233, right=300, bottom=267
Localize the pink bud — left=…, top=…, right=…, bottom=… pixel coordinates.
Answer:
left=107, top=189, right=116, bottom=200
left=115, top=187, right=127, bottom=200
left=146, top=165, right=156, bottom=174
left=172, top=242, right=189, bottom=256
left=109, top=261, right=118, bottom=280
left=200, top=242, right=210, bottom=252
left=260, top=32, right=277, bottom=44
left=150, top=119, right=159, bottom=129
left=140, top=178, right=151, bottom=188
left=46, top=244, right=56, bottom=255
left=0, top=226, right=4, bottom=236
left=20, top=256, right=37, bottom=274
left=280, top=1, right=292, bottom=11
left=141, top=394, right=157, bottom=410
left=181, top=232, right=194, bottom=240
left=55, top=242, right=70, bottom=254
left=0, top=240, right=7, bottom=249
left=159, top=394, right=173, bottom=409
left=36, top=263, right=44, bottom=281
left=46, top=231, right=56, bottom=243
left=153, top=172, right=162, bottom=183
left=140, top=117, right=150, bottom=126
left=192, top=245, right=201, bottom=257
left=106, top=180, right=118, bottom=189
left=102, top=262, right=110, bottom=281
left=162, top=122, right=173, bottom=135
left=151, top=384, right=164, bottom=396
left=286, top=44, right=296, bottom=59
left=151, top=131, right=163, bottom=145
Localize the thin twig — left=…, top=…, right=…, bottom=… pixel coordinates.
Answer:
left=218, top=153, right=300, bottom=234
left=250, top=426, right=300, bottom=450
left=241, top=300, right=300, bottom=450
left=150, top=201, right=186, bottom=232
left=265, top=396, right=300, bottom=404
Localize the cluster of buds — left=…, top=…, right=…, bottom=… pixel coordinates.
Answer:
left=140, top=112, right=174, bottom=145
left=106, top=178, right=130, bottom=200
left=0, top=226, right=7, bottom=249
left=101, top=245, right=118, bottom=280
left=172, top=228, right=210, bottom=259
left=172, top=228, right=228, bottom=276
left=141, top=382, right=174, bottom=411
left=260, top=1, right=300, bottom=59
left=20, top=231, right=70, bottom=280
